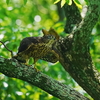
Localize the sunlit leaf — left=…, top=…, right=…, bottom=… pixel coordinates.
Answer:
left=21, top=88, right=27, bottom=93
left=54, top=0, right=72, bottom=6
left=66, top=0, right=72, bottom=5
left=61, top=0, right=66, bottom=7
left=74, top=0, right=82, bottom=9
left=54, top=0, right=60, bottom=4
left=84, top=0, right=89, bottom=5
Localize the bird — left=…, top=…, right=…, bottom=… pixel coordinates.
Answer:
left=13, top=28, right=60, bottom=67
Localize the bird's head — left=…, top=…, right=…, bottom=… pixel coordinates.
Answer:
left=42, top=28, right=59, bottom=46
left=42, top=28, right=59, bottom=40
left=41, top=34, right=55, bottom=47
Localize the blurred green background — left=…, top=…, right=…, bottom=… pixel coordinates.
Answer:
left=0, top=0, right=100, bottom=100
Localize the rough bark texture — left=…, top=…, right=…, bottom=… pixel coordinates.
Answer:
left=63, top=0, right=82, bottom=33
left=58, top=0, right=100, bottom=100
left=0, top=0, right=100, bottom=100
left=0, top=57, right=89, bottom=100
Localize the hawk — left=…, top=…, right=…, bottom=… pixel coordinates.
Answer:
left=13, top=28, right=59, bottom=67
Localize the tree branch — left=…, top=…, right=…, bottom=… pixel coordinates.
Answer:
left=57, top=0, right=100, bottom=100
left=63, top=1, right=82, bottom=33
left=0, top=57, right=89, bottom=100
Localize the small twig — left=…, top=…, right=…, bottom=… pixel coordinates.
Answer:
left=0, top=41, right=13, bottom=57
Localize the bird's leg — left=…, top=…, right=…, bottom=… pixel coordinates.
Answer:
left=34, top=58, right=38, bottom=67
left=33, top=58, right=39, bottom=71
left=25, top=59, right=30, bottom=66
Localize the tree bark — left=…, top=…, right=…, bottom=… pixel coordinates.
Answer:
left=57, top=0, right=100, bottom=100
left=63, top=0, right=82, bottom=33
left=0, top=57, right=89, bottom=100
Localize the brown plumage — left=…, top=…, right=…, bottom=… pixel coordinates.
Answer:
left=13, top=28, right=59, bottom=66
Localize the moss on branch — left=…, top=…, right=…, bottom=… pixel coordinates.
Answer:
left=0, top=57, right=89, bottom=100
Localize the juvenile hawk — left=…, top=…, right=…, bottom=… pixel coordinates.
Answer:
left=13, top=28, right=59, bottom=67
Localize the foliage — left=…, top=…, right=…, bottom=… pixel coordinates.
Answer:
left=0, top=0, right=99, bottom=100
left=54, top=0, right=82, bottom=8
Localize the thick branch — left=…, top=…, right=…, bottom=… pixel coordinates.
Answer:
left=58, top=0, right=100, bottom=100
left=0, top=57, right=89, bottom=100
left=63, top=1, right=82, bottom=33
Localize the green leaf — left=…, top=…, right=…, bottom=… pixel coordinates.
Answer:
left=84, top=0, right=89, bottom=5
left=6, top=0, right=10, bottom=5
left=74, top=0, right=82, bottom=9
left=54, top=0, right=72, bottom=7
left=74, top=0, right=80, bottom=4
left=24, top=0, right=27, bottom=5
left=66, top=0, right=72, bottom=5
left=61, top=0, right=66, bottom=7
left=54, top=0, right=60, bottom=4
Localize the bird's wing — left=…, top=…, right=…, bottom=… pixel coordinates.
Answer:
left=40, top=50, right=59, bottom=63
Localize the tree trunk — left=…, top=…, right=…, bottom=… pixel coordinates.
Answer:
left=58, top=0, right=100, bottom=100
